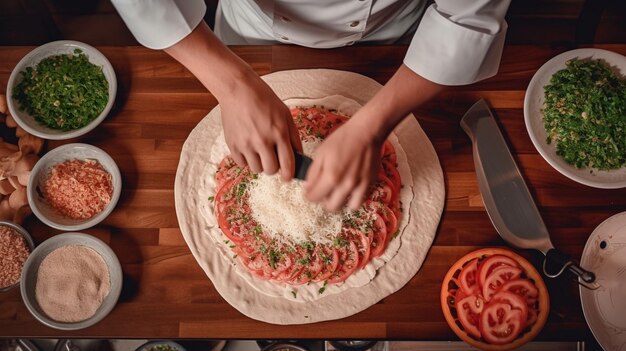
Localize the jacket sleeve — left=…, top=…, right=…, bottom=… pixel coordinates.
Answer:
left=111, top=0, right=207, bottom=50
left=403, top=0, right=511, bottom=86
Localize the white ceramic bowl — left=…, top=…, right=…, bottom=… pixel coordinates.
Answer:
left=28, top=143, right=122, bottom=231
left=524, top=48, right=626, bottom=189
left=20, top=232, right=122, bottom=330
left=6, top=40, right=116, bottom=140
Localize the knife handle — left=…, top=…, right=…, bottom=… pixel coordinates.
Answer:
left=544, top=249, right=599, bottom=290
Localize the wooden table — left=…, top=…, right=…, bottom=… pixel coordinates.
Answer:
left=1, top=44, right=625, bottom=343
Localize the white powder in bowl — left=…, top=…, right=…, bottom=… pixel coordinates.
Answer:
left=35, top=245, right=111, bottom=323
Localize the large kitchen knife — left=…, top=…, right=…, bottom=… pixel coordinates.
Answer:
left=460, top=99, right=598, bottom=289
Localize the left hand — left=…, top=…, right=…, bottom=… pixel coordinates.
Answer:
left=304, top=118, right=384, bottom=212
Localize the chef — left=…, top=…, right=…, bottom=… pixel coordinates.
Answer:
left=112, top=0, right=511, bottom=211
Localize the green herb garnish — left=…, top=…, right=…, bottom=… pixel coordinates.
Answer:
left=543, top=58, right=626, bottom=170
left=13, top=49, right=108, bottom=130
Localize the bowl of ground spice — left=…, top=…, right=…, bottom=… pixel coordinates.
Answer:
left=6, top=40, right=116, bottom=140
left=28, top=143, right=122, bottom=231
left=0, top=221, right=34, bottom=292
left=20, top=232, right=122, bottom=330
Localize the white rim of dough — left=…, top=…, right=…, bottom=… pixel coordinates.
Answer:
left=174, top=69, right=445, bottom=324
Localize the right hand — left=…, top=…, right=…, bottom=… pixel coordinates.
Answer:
left=219, top=75, right=302, bottom=180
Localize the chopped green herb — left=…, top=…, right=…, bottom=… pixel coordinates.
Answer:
left=235, top=181, right=248, bottom=202
left=333, top=236, right=348, bottom=248
left=543, top=58, right=626, bottom=169
left=13, top=49, right=109, bottom=130
left=268, top=249, right=281, bottom=269
left=318, top=281, right=328, bottom=294
left=291, top=290, right=297, bottom=298
left=298, top=241, right=315, bottom=251
left=298, top=256, right=311, bottom=265
left=208, top=195, right=215, bottom=202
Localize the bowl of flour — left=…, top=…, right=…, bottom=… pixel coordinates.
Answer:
left=20, top=232, right=122, bottom=330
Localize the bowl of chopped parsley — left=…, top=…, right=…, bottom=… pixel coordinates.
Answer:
left=524, top=48, right=626, bottom=188
left=6, top=40, right=116, bottom=140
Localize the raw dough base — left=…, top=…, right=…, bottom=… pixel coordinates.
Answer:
left=174, top=69, right=445, bottom=324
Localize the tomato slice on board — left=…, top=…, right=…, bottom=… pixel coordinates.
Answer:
left=370, top=175, right=394, bottom=204
left=381, top=140, right=397, bottom=165
left=482, top=265, right=523, bottom=301
left=499, top=279, right=539, bottom=303
left=477, top=254, right=519, bottom=290
left=313, top=246, right=340, bottom=282
left=499, top=278, right=540, bottom=327
left=328, top=241, right=360, bottom=284
left=458, top=258, right=480, bottom=295
left=354, top=230, right=372, bottom=269
left=369, top=214, right=388, bottom=258
left=479, top=297, right=526, bottom=345
left=456, top=291, right=484, bottom=339
left=381, top=160, right=401, bottom=196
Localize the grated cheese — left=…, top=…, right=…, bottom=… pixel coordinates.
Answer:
left=247, top=139, right=342, bottom=246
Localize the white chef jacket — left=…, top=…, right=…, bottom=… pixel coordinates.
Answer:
left=111, top=0, right=510, bottom=85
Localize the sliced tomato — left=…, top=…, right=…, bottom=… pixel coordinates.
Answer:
left=477, top=255, right=519, bottom=290
left=456, top=291, right=484, bottom=339
left=479, top=295, right=526, bottom=345
left=275, top=262, right=303, bottom=282
left=313, top=246, right=340, bottom=282
left=304, top=247, right=326, bottom=279
left=328, top=241, right=359, bottom=284
left=499, top=279, right=540, bottom=327
left=499, top=279, right=539, bottom=303
left=381, top=160, right=401, bottom=196
left=458, top=258, right=480, bottom=295
left=381, top=140, right=397, bottom=165
left=379, top=205, right=398, bottom=246
left=370, top=175, right=394, bottom=204
left=369, top=214, right=388, bottom=258
left=352, top=230, right=371, bottom=269
left=482, top=265, right=523, bottom=301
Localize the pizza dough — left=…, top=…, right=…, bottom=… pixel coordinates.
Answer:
left=174, top=69, right=445, bottom=324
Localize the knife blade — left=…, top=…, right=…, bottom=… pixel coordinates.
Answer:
left=460, top=99, right=598, bottom=289
left=294, top=151, right=313, bottom=180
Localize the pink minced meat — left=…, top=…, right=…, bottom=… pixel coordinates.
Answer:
left=0, top=226, right=30, bottom=288
left=43, top=159, right=113, bottom=220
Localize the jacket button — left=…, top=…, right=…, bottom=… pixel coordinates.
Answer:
left=349, top=21, right=360, bottom=27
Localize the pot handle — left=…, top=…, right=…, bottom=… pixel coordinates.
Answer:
left=544, top=249, right=599, bottom=290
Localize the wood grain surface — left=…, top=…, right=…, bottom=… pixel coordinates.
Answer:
left=1, top=44, right=625, bottom=342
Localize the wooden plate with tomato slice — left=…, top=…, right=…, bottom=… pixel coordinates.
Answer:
left=440, top=248, right=549, bottom=351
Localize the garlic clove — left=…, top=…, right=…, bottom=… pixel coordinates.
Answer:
left=0, top=94, right=6, bottom=114
left=0, top=198, right=13, bottom=220
left=5, top=113, right=17, bottom=128
left=8, top=176, right=23, bottom=190
left=15, top=170, right=31, bottom=187
left=19, top=134, right=44, bottom=155
left=15, top=126, right=27, bottom=138
left=9, top=186, right=28, bottom=210
left=0, top=179, right=14, bottom=195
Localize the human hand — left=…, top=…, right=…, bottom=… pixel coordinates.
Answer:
left=220, top=76, right=302, bottom=180
left=304, top=118, right=384, bottom=212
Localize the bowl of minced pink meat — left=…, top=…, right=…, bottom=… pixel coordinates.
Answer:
left=27, top=143, right=121, bottom=231
left=0, top=221, right=34, bottom=292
